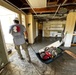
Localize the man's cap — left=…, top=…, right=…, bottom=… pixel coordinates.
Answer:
left=14, top=17, right=19, bottom=21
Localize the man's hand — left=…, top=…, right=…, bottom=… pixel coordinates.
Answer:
left=25, top=31, right=28, bottom=38
left=25, top=39, right=28, bottom=43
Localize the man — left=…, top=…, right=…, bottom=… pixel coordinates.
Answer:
left=9, top=17, right=31, bottom=62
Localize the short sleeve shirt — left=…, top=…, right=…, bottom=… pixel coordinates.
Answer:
left=9, top=24, right=26, bottom=45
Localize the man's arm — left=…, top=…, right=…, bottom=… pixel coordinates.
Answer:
left=24, top=31, right=29, bottom=43
left=22, top=25, right=28, bottom=38
left=24, top=31, right=28, bottom=38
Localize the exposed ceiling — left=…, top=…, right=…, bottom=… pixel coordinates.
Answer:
left=3, top=0, right=76, bottom=21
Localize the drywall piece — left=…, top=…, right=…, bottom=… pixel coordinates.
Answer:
left=39, top=40, right=62, bottom=52
left=65, top=12, right=76, bottom=34
left=64, top=12, right=76, bottom=47
left=47, top=40, right=62, bottom=48
left=64, top=34, right=73, bottom=47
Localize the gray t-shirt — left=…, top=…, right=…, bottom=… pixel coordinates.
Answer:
left=9, top=24, right=26, bottom=45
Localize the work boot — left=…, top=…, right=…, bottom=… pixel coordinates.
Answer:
left=19, top=57, right=25, bottom=60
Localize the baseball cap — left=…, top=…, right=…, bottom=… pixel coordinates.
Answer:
left=14, top=17, right=19, bottom=21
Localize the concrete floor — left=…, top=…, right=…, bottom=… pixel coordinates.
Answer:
left=0, top=37, right=76, bottom=75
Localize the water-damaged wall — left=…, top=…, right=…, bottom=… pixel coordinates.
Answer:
left=0, top=22, right=8, bottom=69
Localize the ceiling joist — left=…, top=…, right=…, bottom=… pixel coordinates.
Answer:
left=28, top=7, right=57, bottom=14
left=3, top=0, right=76, bottom=21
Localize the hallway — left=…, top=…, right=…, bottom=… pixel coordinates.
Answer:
left=0, top=37, right=76, bottom=75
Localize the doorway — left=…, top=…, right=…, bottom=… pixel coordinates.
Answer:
left=38, top=22, right=43, bottom=37
left=37, top=22, right=43, bottom=42
left=0, top=6, right=18, bottom=60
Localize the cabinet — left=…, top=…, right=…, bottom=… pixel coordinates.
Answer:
left=43, top=23, right=64, bottom=37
